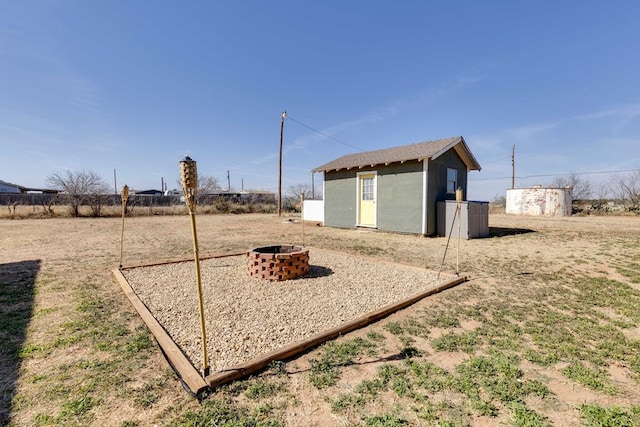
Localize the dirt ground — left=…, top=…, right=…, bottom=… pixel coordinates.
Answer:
left=2, top=212, right=640, bottom=426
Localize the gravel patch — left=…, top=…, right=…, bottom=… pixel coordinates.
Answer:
left=122, top=248, right=448, bottom=372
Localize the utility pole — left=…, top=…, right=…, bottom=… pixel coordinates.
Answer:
left=278, top=110, right=286, bottom=216
left=511, top=145, right=515, bottom=189
left=227, top=170, right=230, bottom=192
left=311, top=172, right=315, bottom=200
left=113, top=169, right=117, bottom=195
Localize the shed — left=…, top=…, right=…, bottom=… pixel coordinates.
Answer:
left=312, top=136, right=481, bottom=236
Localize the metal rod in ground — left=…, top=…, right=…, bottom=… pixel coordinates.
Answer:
left=119, top=185, right=129, bottom=269
left=437, top=205, right=458, bottom=279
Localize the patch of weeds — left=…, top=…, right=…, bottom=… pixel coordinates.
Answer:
left=362, top=413, right=409, bottom=426
left=510, top=402, right=552, bottom=427
left=406, top=360, right=450, bottom=393
left=33, top=413, right=55, bottom=426
left=245, top=378, right=286, bottom=400
left=221, top=379, right=250, bottom=396
left=390, top=375, right=411, bottom=397
left=134, top=384, right=159, bottom=408
left=414, top=399, right=472, bottom=425
left=125, top=331, right=153, bottom=354
left=121, top=421, right=140, bottom=427
left=453, top=353, right=553, bottom=415
left=523, top=348, right=560, bottom=367
left=59, top=395, right=97, bottom=419
left=561, top=361, right=617, bottom=394
left=421, top=308, right=460, bottom=328
left=470, top=399, right=498, bottom=417
left=267, top=360, right=287, bottom=375
left=330, top=393, right=367, bottom=413
left=431, top=331, right=480, bottom=353
left=573, top=277, right=640, bottom=323
left=356, top=378, right=387, bottom=397
left=19, top=343, right=46, bottom=359
left=168, top=397, right=282, bottom=427
left=308, top=336, right=381, bottom=389
left=383, top=318, right=429, bottom=337
left=384, top=322, right=404, bottom=336
left=366, top=331, right=386, bottom=342
left=580, top=403, right=640, bottom=427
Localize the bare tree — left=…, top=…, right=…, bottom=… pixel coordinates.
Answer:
left=610, top=170, right=640, bottom=213
left=47, top=169, right=110, bottom=217
left=199, top=175, right=222, bottom=195
left=286, top=184, right=313, bottom=200
left=549, top=172, right=592, bottom=200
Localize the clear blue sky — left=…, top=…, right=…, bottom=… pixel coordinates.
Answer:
left=2, top=1, right=639, bottom=200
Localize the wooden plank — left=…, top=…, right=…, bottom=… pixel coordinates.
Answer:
left=205, top=275, right=467, bottom=388
left=112, top=268, right=209, bottom=395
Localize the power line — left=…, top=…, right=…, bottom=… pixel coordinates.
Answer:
left=470, top=168, right=640, bottom=182
left=285, top=115, right=366, bottom=152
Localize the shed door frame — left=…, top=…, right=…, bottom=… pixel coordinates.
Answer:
left=356, top=171, right=377, bottom=228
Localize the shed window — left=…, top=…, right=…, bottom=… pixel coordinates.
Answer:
left=447, top=168, right=457, bottom=194
left=362, top=177, right=374, bottom=200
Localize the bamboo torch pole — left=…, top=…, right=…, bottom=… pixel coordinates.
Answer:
left=455, top=187, right=463, bottom=276
left=119, top=185, right=129, bottom=269
left=301, top=193, right=305, bottom=247
left=180, top=156, right=210, bottom=377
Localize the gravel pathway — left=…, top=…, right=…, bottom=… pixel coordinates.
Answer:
left=122, top=248, right=447, bottom=372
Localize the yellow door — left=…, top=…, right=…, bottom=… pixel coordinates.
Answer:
left=358, top=173, right=376, bottom=227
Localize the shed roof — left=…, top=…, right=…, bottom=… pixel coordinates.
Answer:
left=312, top=136, right=481, bottom=173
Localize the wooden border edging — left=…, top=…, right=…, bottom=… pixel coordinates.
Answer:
left=112, top=268, right=209, bottom=395
left=204, top=274, right=468, bottom=389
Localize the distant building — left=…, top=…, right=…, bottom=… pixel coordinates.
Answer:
left=135, top=189, right=164, bottom=196
left=0, top=179, right=57, bottom=194
left=0, top=180, right=22, bottom=194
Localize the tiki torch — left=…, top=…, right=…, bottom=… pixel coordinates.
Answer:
left=119, top=185, right=129, bottom=269
left=180, top=156, right=210, bottom=377
left=456, top=187, right=463, bottom=276
left=300, top=193, right=305, bottom=247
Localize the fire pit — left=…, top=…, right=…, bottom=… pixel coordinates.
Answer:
left=247, top=245, right=310, bottom=281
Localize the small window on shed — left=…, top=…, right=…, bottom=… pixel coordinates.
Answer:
left=447, top=168, right=457, bottom=194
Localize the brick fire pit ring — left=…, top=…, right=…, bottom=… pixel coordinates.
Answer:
left=247, top=245, right=310, bottom=281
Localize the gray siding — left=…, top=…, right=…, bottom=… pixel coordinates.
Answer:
left=324, top=170, right=357, bottom=228
left=377, top=161, right=423, bottom=233
left=426, top=150, right=468, bottom=235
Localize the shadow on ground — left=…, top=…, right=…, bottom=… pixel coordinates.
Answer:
left=305, top=265, right=334, bottom=278
left=0, top=260, right=40, bottom=425
left=488, top=227, right=535, bottom=238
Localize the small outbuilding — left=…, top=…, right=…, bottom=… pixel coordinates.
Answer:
left=312, top=136, right=482, bottom=236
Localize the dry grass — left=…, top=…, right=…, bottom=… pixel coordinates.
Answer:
left=2, top=213, right=640, bottom=426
